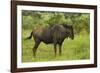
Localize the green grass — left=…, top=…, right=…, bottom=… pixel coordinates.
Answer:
left=22, top=29, right=90, bottom=62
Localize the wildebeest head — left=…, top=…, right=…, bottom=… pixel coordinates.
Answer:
left=62, top=24, right=74, bottom=40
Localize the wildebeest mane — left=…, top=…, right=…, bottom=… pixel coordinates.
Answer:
left=61, top=24, right=72, bottom=29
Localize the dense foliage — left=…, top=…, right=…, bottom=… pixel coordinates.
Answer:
left=22, top=10, right=90, bottom=34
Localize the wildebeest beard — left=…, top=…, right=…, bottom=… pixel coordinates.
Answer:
left=26, top=24, right=74, bottom=57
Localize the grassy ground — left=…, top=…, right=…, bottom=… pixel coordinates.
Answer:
left=22, top=29, right=90, bottom=62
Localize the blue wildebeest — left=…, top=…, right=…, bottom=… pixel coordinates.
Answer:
left=26, top=24, right=74, bottom=57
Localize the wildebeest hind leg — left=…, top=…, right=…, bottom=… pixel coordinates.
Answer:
left=33, top=41, right=40, bottom=57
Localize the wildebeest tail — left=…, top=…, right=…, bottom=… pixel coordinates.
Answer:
left=25, top=31, right=33, bottom=40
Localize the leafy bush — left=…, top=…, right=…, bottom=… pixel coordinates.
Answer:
left=22, top=10, right=90, bottom=35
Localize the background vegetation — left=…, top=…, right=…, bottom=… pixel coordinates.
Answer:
left=22, top=10, right=90, bottom=62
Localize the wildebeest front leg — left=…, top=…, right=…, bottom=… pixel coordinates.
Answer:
left=33, top=41, right=40, bottom=57
left=54, top=43, right=57, bottom=56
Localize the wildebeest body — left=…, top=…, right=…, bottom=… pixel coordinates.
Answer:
left=26, top=24, right=74, bottom=57
left=40, top=28, right=53, bottom=44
